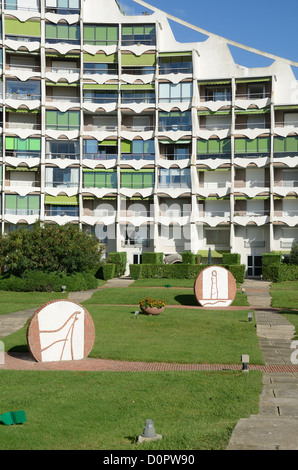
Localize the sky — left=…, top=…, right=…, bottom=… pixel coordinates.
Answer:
left=117, top=0, right=298, bottom=78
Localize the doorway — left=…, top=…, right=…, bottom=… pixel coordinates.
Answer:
left=247, top=255, right=263, bottom=278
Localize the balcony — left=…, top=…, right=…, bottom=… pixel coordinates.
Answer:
left=121, top=66, right=155, bottom=76
left=122, top=238, right=150, bottom=247
left=121, top=153, right=155, bottom=161
left=45, top=181, right=79, bottom=188
left=83, top=152, right=117, bottom=161
left=5, top=209, right=39, bottom=216
left=159, top=63, right=192, bottom=75
left=46, top=152, right=80, bottom=160
left=45, top=207, right=79, bottom=217
left=7, top=64, right=41, bottom=74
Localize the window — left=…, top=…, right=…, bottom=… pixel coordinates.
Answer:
left=83, top=90, right=118, bottom=103
left=45, top=0, right=80, bottom=14
left=46, top=22, right=80, bottom=44
left=83, top=139, right=118, bottom=160
left=83, top=170, right=117, bottom=189
left=45, top=167, right=79, bottom=187
left=5, top=136, right=41, bottom=158
left=159, top=168, right=191, bottom=188
left=121, top=89, right=155, bottom=104
left=163, top=144, right=191, bottom=160
left=83, top=62, right=118, bottom=75
left=159, top=56, right=192, bottom=74
left=5, top=0, right=40, bottom=11
left=46, top=110, right=80, bottom=130
left=46, top=139, right=79, bottom=159
left=121, top=24, right=156, bottom=46
left=205, top=229, right=230, bottom=246
left=159, top=111, right=192, bottom=132
left=47, top=205, right=79, bottom=217
left=6, top=79, right=40, bottom=99
left=5, top=194, right=40, bottom=215
left=83, top=25, right=118, bottom=46
left=159, top=82, right=192, bottom=103
left=121, top=139, right=155, bottom=161
left=248, top=84, right=266, bottom=99
left=205, top=87, right=231, bottom=101
left=121, top=170, right=154, bottom=189
left=234, top=137, right=270, bottom=155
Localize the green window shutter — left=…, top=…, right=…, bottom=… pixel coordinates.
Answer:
left=274, top=137, right=285, bottom=153
left=95, top=172, right=106, bottom=187
left=208, top=139, right=220, bottom=154
left=28, top=195, right=40, bottom=210
left=84, top=172, right=94, bottom=187
left=83, top=53, right=117, bottom=63
left=46, top=110, right=57, bottom=127
left=258, top=137, right=270, bottom=152
left=18, top=196, right=28, bottom=211
left=5, top=18, right=41, bottom=37
left=57, top=111, right=68, bottom=128
left=17, top=138, right=27, bottom=151
left=286, top=136, right=298, bottom=152
left=84, top=26, right=94, bottom=41
left=5, top=137, right=14, bottom=150
left=197, top=139, right=208, bottom=154
left=132, top=172, right=143, bottom=188
left=57, top=24, right=68, bottom=39
left=121, top=172, right=131, bottom=187
left=234, top=138, right=246, bottom=153
left=5, top=195, right=17, bottom=210
left=122, top=26, right=132, bottom=35
left=143, top=172, right=154, bottom=187
left=107, top=26, right=118, bottom=42
left=69, top=25, right=79, bottom=41
left=46, top=23, right=57, bottom=38
left=107, top=172, right=117, bottom=188
left=246, top=139, right=258, bottom=153
left=69, top=111, right=80, bottom=128
left=121, top=140, right=132, bottom=153
left=95, top=26, right=106, bottom=41
left=29, top=138, right=41, bottom=151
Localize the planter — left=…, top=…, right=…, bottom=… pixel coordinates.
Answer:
left=140, top=305, right=165, bottom=316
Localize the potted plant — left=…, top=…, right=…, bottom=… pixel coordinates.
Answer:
left=139, top=296, right=166, bottom=315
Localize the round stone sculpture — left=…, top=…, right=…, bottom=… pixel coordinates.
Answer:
left=194, top=266, right=237, bottom=308
left=27, top=299, right=95, bottom=363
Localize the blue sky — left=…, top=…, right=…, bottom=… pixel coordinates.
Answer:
left=118, top=0, right=298, bottom=77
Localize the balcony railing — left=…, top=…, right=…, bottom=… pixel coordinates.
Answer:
left=197, top=153, right=231, bottom=160
left=121, top=153, right=155, bottom=161
left=46, top=66, right=80, bottom=74
left=45, top=38, right=80, bottom=45
left=6, top=122, right=41, bottom=130
left=160, top=154, right=191, bottom=160
left=7, top=181, right=40, bottom=188
left=5, top=209, right=40, bottom=216
left=275, top=121, right=298, bottom=128
left=235, top=122, right=268, bottom=130
left=83, top=153, right=117, bottom=160
left=200, top=94, right=231, bottom=102
left=45, top=181, right=79, bottom=188
left=235, top=92, right=271, bottom=100
left=121, top=66, right=155, bottom=75
left=244, top=240, right=265, bottom=248
left=46, top=96, right=80, bottom=103
left=159, top=65, right=192, bottom=75
left=234, top=180, right=270, bottom=188
left=204, top=211, right=230, bottom=218
left=234, top=210, right=270, bottom=217
left=158, top=182, right=191, bottom=189
left=158, top=124, right=192, bottom=132
left=45, top=7, right=80, bottom=14
left=6, top=151, right=41, bottom=159
left=275, top=210, right=298, bottom=217
left=120, top=210, right=152, bottom=217
left=123, top=238, right=150, bottom=247
left=121, top=125, right=154, bottom=132
left=45, top=208, right=79, bottom=217
left=5, top=35, right=41, bottom=43
left=46, top=153, right=80, bottom=160
left=7, top=64, right=41, bottom=73
left=6, top=93, right=41, bottom=101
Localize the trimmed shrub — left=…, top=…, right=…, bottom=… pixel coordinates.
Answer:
left=142, top=252, right=164, bottom=265
left=222, top=253, right=241, bottom=265
left=102, top=263, right=116, bottom=280
left=129, top=264, right=246, bottom=284
left=262, top=253, right=282, bottom=281
left=107, top=252, right=127, bottom=276
left=0, top=270, right=98, bottom=292
left=182, top=252, right=196, bottom=264
left=289, top=242, right=298, bottom=265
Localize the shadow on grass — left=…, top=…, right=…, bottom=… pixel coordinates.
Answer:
left=8, top=344, right=28, bottom=353
left=174, top=294, right=198, bottom=306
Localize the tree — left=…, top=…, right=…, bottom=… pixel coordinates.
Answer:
left=289, top=241, right=298, bottom=265
left=0, top=223, right=104, bottom=276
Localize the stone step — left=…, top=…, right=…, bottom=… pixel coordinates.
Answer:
left=227, top=415, right=298, bottom=450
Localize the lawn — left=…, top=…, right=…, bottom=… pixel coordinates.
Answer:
left=0, top=291, right=67, bottom=316
left=270, top=281, right=298, bottom=309
left=83, top=286, right=249, bottom=307
left=3, top=304, right=262, bottom=365
left=0, top=369, right=262, bottom=450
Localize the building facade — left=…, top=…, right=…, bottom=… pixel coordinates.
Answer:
left=1, top=0, right=298, bottom=276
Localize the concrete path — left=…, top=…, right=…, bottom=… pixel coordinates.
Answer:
left=227, top=279, right=298, bottom=450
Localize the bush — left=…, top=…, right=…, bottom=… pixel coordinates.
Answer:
left=222, top=253, right=241, bottom=265
left=182, top=252, right=196, bottom=264
left=129, top=264, right=246, bottom=284
left=107, top=252, right=127, bottom=276
left=289, top=242, right=298, bottom=265
left=262, top=253, right=282, bottom=281
left=0, top=271, right=98, bottom=292
left=102, top=263, right=116, bottom=280
left=142, top=252, right=164, bottom=265
left=0, top=223, right=104, bottom=276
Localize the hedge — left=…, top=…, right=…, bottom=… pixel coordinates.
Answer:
left=263, top=264, right=298, bottom=283
left=102, top=263, right=116, bottom=280
left=129, top=264, right=246, bottom=284
left=107, top=252, right=127, bottom=276
left=0, top=270, right=98, bottom=292
left=262, top=253, right=283, bottom=281
left=182, top=252, right=197, bottom=264
left=142, top=252, right=164, bottom=265
left=222, top=253, right=241, bottom=265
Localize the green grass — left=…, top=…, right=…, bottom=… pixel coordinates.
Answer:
left=131, top=278, right=195, bottom=288
left=83, top=286, right=249, bottom=307
left=270, top=281, right=298, bottom=309
left=3, top=305, right=262, bottom=365
left=0, top=291, right=67, bottom=316
left=0, top=370, right=262, bottom=450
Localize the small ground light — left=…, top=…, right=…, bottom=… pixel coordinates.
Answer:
left=134, top=310, right=139, bottom=318
left=138, top=419, right=162, bottom=444
left=248, top=312, right=253, bottom=322
left=241, top=354, right=250, bottom=372
left=61, top=285, right=66, bottom=293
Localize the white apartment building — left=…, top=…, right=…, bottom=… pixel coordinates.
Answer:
left=1, top=0, right=298, bottom=277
